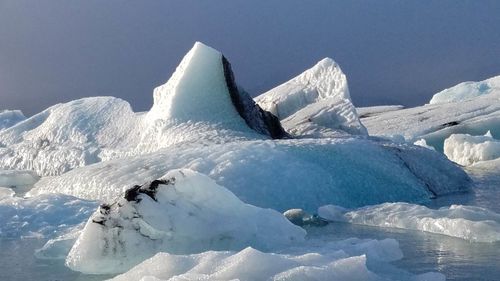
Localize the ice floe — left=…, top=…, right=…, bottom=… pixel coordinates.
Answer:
left=318, top=202, right=500, bottom=242
left=444, top=131, right=500, bottom=166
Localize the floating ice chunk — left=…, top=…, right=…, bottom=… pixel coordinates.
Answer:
left=318, top=202, right=500, bottom=242
left=66, top=169, right=305, bottom=274
left=429, top=75, right=500, bottom=104
left=30, top=138, right=471, bottom=211
left=283, top=208, right=328, bottom=227
left=0, top=169, right=40, bottom=187
left=256, top=58, right=367, bottom=137
left=110, top=241, right=441, bottom=281
left=413, top=138, right=435, bottom=150
left=444, top=132, right=500, bottom=166
left=0, top=194, right=96, bottom=238
left=0, top=110, right=26, bottom=131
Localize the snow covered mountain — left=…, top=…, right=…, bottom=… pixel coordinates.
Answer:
left=256, top=58, right=367, bottom=137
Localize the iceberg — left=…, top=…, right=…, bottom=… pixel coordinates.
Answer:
left=318, top=202, right=500, bottom=242
left=66, top=169, right=305, bottom=274
left=444, top=131, right=500, bottom=166
left=0, top=110, right=26, bottom=131
left=256, top=58, right=367, bottom=137
left=0, top=169, right=39, bottom=187
left=0, top=43, right=285, bottom=176
left=359, top=90, right=500, bottom=151
left=430, top=75, right=500, bottom=104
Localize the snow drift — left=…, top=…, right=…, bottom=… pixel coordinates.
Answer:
left=256, top=58, right=367, bottom=137
left=319, top=202, right=500, bottom=242
left=444, top=131, right=500, bottom=166
left=66, top=169, right=305, bottom=274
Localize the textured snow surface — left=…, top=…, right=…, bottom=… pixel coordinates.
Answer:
left=319, top=203, right=500, bottom=242
left=66, top=169, right=305, bottom=274
left=430, top=75, right=500, bottom=104
left=0, top=110, right=26, bottom=130
left=444, top=132, right=500, bottom=166
left=29, top=138, right=470, bottom=211
left=0, top=193, right=96, bottom=238
left=360, top=90, right=500, bottom=151
left=110, top=240, right=443, bottom=281
left=256, top=58, right=367, bottom=137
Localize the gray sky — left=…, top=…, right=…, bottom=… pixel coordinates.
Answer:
left=1, top=0, right=500, bottom=116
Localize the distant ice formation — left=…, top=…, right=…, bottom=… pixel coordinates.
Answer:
left=319, top=202, right=500, bottom=242
left=444, top=131, right=500, bottom=166
left=430, top=75, right=500, bottom=104
left=256, top=58, right=367, bottom=137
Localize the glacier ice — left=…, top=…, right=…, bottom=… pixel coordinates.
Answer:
left=256, top=58, right=367, bottom=137
left=444, top=131, right=500, bottom=166
left=0, top=193, right=96, bottom=238
left=0, top=109, right=26, bottom=131
left=109, top=239, right=443, bottom=281
left=318, top=202, right=500, bottom=242
left=66, top=169, right=305, bottom=274
left=29, top=138, right=471, bottom=211
left=430, top=75, right=500, bottom=104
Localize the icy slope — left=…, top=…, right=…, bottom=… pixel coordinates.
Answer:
left=30, top=138, right=470, bottom=211
left=430, top=75, right=500, bottom=104
left=66, top=169, right=305, bottom=274
left=0, top=110, right=26, bottom=131
left=444, top=131, right=500, bottom=166
left=360, top=90, right=500, bottom=151
left=256, top=58, right=367, bottom=137
left=319, top=203, right=500, bottom=242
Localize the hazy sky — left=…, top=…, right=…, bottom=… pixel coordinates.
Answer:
left=1, top=1, right=500, bottom=116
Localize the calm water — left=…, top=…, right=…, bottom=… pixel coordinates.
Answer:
left=1, top=165, right=499, bottom=281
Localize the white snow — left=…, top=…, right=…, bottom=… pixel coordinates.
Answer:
left=29, top=138, right=470, bottom=211
left=413, top=139, right=435, bottom=150
left=109, top=239, right=443, bottom=281
left=430, top=75, right=500, bottom=104
left=256, top=58, right=367, bottom=137
left=66, top=169, right=305, bottom=274
left=318, top=202, right=500, bottom=242
left=0, top=193, right=96, bottom=238
left=444, top=131, right=500, bottom=166
left=0, top=109, right=26, bottom=131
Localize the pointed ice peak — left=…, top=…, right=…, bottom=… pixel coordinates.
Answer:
left=255, top=57, right=350, bottom=120
left=255, top=57, right=366, bottom=137
left=147, top=42, right=286, bottom=139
